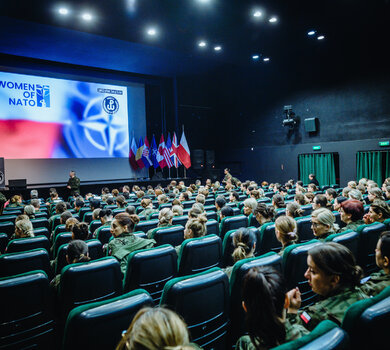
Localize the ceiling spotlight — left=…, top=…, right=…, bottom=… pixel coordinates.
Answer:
left=198, top=41, right=207, bottom=47
left=263, top=57, right=270, bottom=62
left=147, top=28, right=157, bottom=36
left=317, top=35, right=325, bottom=40
left=308, top=30, right=316, bottom=36
left=252, top=55, right=260, bottom=60
left=58, top=8, right=69, bottom=15
left=269, top=17, right=278, bottom=23
left=253, top=11, right=262, bottom=17
left=197, top=0, right=210, bottom=3
left=81, top=13, right=92, bottom=21
left=214, top=46, right=222, bottom=51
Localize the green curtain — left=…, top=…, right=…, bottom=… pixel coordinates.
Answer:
left=299, top=153, right=336, bottom=186
left=356, top=151, right=382, bottom=185
left=385, top=151, right=390, bottom=181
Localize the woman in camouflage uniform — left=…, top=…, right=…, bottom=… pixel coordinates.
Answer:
left=338, top=199, right=365, bottom=232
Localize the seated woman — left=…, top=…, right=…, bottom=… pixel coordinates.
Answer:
left=236, top=266, right=309, bottom=350
left=175, top=215, right=207, bottom=254
left=254, top=203, right=274, bottom=227
left=287, top=242, right=368, bottom=331
left=333, top=196, right=347, bottom=211
left=311, top=208, right=338, bottom=241
left=224, top=228, right=256, bottom=278
left=7, top=194, right=23, bottom=208
left=272, top=194, right=286, bottom=210
left=304, top=192, right=315, bottom=204
left=10, top=219, right=34, bottom=243
left=367, top=187, right=385, bottom=204
left=172, top=205, right=184, bottom=217
left=294, top=193, right=308, bottom=206
left=23, top=205, right=35, bottom=219
left=312, top=194, right=329, bottom=210
left=108, top=213, right=155, bottom=275
left=348, top=189, right=363, bottom=202
left=138, top=198, right=158, bottom=220
left=50, top=239, right=90, bottom=290
left=71, top=222, right=89, bottom=241
left=116, top=307, right=193, bottom=350
left=286, top=202, right=303, bottom=218
left=339, top=199, right=365, bottom=232
left=229, top=191, right=240, bottom=205
left=116, top=195, right=127, bottom=209
left=157, top=194, right=169, bottom=209
left=93, top=209, right=113, bottom=238
left=147, top=208, right=174, bottom=238
left=243, top=198, right=258, bottom=217
left=275, top=216, right=298, bottom=256
left=364, top=200, right=390, bottom=224
left=360, top=231, right=390, bottom=296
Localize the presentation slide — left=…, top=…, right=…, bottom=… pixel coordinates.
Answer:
left=0, top=71, right=144, bottom=159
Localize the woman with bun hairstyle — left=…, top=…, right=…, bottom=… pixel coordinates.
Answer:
left=236, top=266, right=309, bottom=350
left=223, top=228, right=256, bottom=278
left=93, top=208, right=114, bottom=238
left=147, top=208, right=175, bottom=238
left=311, top=208, right=338, bottom=241
left=71, top=222, right=89, bottom=241
left=287, top=242, right=368, bottom=331
left=108, top=213, right=155, bottom=275
left=116, top=307, right=194, bottom=350
left=254, top=203, right=274, bottom=228
left=175, top=215, right=207, bottom=254
left=139, top=198, right=158, bottom=220
left=275, top=216, right=298, bottom=256
left=286, top=202, right=303, bottom=219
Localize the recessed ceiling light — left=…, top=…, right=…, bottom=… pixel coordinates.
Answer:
left=317, top=35, right=325, bottom=40
left=214, top=46, right=222, bottom=51
left=308, top=30, right=316, bottom=36
left=58, top=8, right=69, bottom=15
left=81, top=13, right=92, bottom=21
left=253, top=11, right=262, bottom=17
left=269, top=17, right=277, bottom=23
left=252, top=55, right=260, bottom=60
left=198, top=41, right=207, bottom=47
left=147, top=28, right=157, bottom=36
left=263, top=57, right=270, bottom=62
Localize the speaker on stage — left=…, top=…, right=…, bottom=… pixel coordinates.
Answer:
left=192, top=149, right=204, bottom=170
left=0, top=158, right=4, bottom=189
left=205, top=150, right=215, bottom=167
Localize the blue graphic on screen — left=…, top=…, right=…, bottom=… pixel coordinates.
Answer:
left=0, top=71, right=138, bottom=159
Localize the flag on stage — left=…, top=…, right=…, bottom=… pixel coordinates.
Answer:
left=165, top=133, right=174, bottom=169
left=151, top=135, right=160, bottom=169
left=157, top=134, right=167, bottom=168
left=170, top=132, right=181, bottom=168
left=142, top=136, right=152, bottom=168
left=129, top=136, right=138, bottom=170
left=135, top=137, right=145, bottom=169
left=177, top=130, right=191, bottom=169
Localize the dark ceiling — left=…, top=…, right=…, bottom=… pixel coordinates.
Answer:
left=2, top=0, right=390, bottom=68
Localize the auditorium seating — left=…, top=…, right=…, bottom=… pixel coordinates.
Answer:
left=30, top=217, right=49, bottom=230
left=0, top=221, right=14, bottom=237
left=219, top=215, right=248, bottom=239
left=295, top=215, right=315, bottom=242
left=325, top=230, right=360, bottom=259
left=177, top=234, right=222, bottom=276
left=172, top=214, right=189, bottom=227
left=149, top=224, right=185, bottom=247
left=255, top=222, right=282, bottom=256
left=6, top=235, right=50, bottom=254
left=34, top=227, right=50, bottom=239
left=123, top=245, right=177, bottom=302
left=135, top=219, right=159, bottom=233
left=205, top=219, right=219, bottom=235
left=62, top=289, right=153, bottom=350
left=160, top=267, right=229, bottom=349
left=95, top=226, right=112, bottom=244
left=0, top=232, right=8, bottom=253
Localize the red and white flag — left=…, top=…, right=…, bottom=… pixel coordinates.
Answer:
left=157, top=134, right=167, bottom=168
left=129, top=136, right=138, bottom=170
left=177, top=130, right=191, bottom=169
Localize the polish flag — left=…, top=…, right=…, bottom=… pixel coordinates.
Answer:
left=177, top=130, right=191, bottom=169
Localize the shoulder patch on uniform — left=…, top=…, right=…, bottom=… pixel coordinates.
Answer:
left=300, top=311, right=311, bottom=324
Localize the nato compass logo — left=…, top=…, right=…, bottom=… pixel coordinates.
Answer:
left=102, top=96, right=119, bottom=114
left=36, top=85, right=50, bottom=107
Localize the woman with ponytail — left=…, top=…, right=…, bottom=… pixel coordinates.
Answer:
left=274, top=216, right=298, bottom=256
left=286, top=202, right=303, bottom=219
left=287, top=242, right=369, bottom=331
left=224, top=228, right=256, bottom=278
left=93, top=208, right=114, bottom=238
left=175, top=215, right=207, bottom=254
left=108, top=213, right=155, bottom=275
left=236, top=266, right=308, bottom=349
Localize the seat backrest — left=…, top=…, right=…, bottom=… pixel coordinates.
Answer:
left=0, top=221, right=14, bottom=238
left=82, top=211, right=93, bottom=223
left=53, top=233, right=73, bottom=258
left=33, top=227, right=50, bottom=239
left=0, top=271, right=55, bottom=349
left=301, top=204, right=313, bottom=217
left=273, top=320, right=349, bottom=350
left=229, top=252, right=282, bottom=345
left=333, top=211, right=343, bottom=227
left=296, top=215, right=315, bottom=242
left=59, top=257, right=123, bottom=316
left=172, top=215, right=189, bottom=227
left=255, top=222, right=282, bottom=256
left=96, top=226, right=112, bottom=245
left=275, top=208, right=286, bottom=219
left=325, top=230, right=360, bottom=259
left=0, top=249, right=51, bottom=278
left=160, top=268, right=229, bottom=349
left=63, top=289, right=153, bottom=350
left=182, top=200, right=195, bottom=209
left=135, top=219, right=159, bottom=233
left=356, top=222, right=386, bottom=274
left=30, top=218, right=49, bottom=230
left=282, top=240, right=322, bottom=307
left=206, top=219, right=219, bottom=236
left=220, top=215, right=248, bottom=239
left=248, top=213, right=260, bottom=227
left=205, top=211, right=218, bottom=221
left=124, top=245, right=178, bottom=302
left=0, top=215, right=17, bottom=224
left=178, top=235, right=222, bottom=276
left=204, top=205, right=217, bottom=212
left=0, top=233, right=8, bottom=254
left=342, top=285, right=390, bottom=348
left=6, top=235, right=50, bottom=254
left=151, top=225, right=185, bottom=247
left=90, top=220, right=103, bottom=234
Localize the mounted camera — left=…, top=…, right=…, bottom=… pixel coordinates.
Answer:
left=282, top=105, right=298, bottom=129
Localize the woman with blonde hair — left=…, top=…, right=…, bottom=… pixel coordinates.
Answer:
left=147, top=208, right=174, bottom=238
left=14, top=219, right=35, bottom=239
left=367, top=187, right=385, bottom=203
left=175, top=215, right=207, bottom=254
left=139, top=198, right=158, bottom=220
left=311, top=208, right=338, bottom=241
left=172, top=205, right=184, bottom=217
left=274, top=216, right=298, bottom=256
left=243, top=198, right=258, bottom=216
left=116, top=307, right=193, bottom=350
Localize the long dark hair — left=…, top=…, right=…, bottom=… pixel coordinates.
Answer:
left=242, top=266, right=287, bottom=348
